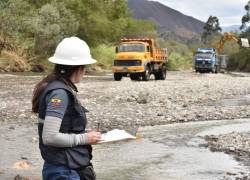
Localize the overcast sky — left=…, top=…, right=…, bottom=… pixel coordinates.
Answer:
left=152, top=0, right=249, bottom=26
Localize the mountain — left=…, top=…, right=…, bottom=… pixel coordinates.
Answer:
left=222, top=25, right=241, bottom=33
left=127, top=0, right=205, bottom=43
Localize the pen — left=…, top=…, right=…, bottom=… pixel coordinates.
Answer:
left=97, top=122, right=100, bottom=132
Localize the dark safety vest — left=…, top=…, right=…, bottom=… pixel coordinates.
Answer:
left=38, top=80, right=92, bottom=169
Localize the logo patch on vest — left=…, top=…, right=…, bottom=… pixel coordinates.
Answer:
left=49, top=98, right=62, bottom=108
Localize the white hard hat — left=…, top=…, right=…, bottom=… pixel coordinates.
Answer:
left=48, top=37, right=97, bottom=65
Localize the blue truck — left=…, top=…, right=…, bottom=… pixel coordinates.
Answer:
left=194, top=48, right=219, bottom=73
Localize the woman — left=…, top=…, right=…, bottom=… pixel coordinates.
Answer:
left=32, top=37, right=101, bottom=180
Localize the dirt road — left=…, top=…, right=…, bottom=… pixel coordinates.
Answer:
left=0, top=71, right=249, bottom=179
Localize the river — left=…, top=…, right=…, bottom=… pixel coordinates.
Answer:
left=93, top=119, right=250, bottom=180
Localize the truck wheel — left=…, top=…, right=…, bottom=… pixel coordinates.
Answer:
left=154, top=72, right=160, bottom=80
left=130, top=74, right=139, bottom=81
left=198, top=69, right=203, bottom=73
left=160, top=68, right=166, bottom=80
left=142, top=66, right=150, bottom=81
left=212, top=66, right=216, bottom=73
left=114, top=73, right=122, bottom=81
left=215, top=66, right=219, bottom=74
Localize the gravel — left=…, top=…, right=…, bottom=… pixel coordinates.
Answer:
left=203, top=132, right=250, bottom=180
left=204, top=132, right=250, bottom=157
left=0, top=71, right=250, bottom=132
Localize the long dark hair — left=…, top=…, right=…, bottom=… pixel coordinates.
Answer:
left=32, top=64, right=85, bottom=113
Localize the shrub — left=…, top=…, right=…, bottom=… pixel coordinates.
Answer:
left=228, top=49, right=250, bottom=72
left=167, top=52, right=193, bottom=70
left=91, top=44, right=116, bottom=69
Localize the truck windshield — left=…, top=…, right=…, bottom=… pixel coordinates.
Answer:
left=196, top=52, right=213, bottom=58
left=118, top=44, right=145, bottom=52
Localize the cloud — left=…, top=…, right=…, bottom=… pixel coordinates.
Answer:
left=151, top=0, right=248, bottom=26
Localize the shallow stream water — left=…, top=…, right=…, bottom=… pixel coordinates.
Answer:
left=1, top=119, right=250, bottom=179
left=93, top=119, right=250, bottom=180
left=215, top=94, right=250, bottom=107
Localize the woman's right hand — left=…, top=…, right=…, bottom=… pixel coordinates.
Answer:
left=87, top=131, right=101, bottom=144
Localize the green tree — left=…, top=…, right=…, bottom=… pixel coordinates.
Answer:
left=241, top=1, right=250, bottom=30
left=0, top=0, right=34, bottom=54
left=202, top=16, right=222, bottom=43
left=32, top=2, right=79, bottom=56
left=228, top=0, right=250, bottom=72
left=67, top=0, right=156, bottom=46
left=0, top=0, right=157, bottom=71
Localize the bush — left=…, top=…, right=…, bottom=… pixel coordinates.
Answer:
left=228, top=49, right=250, bottom=72
left=156, top=38, right=194, bottom=70
left=167, top=52, right=193, bottom=70
left=91, top=44, right=116, bottom=69
left=156, top=38, right=190, bottom=55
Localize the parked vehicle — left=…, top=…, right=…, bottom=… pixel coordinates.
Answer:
left=112, top=38, right=168, bottom=81
left=194, top=48, right=219, bottom=73
left=195, top=33, right=249, bottom=74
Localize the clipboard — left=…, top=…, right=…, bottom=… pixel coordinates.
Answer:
left=97, top=129, right=136, bottom=144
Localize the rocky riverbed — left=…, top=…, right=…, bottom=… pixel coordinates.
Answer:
left=0, top=71, right=250, bottom=179
left=0, top=71, right=249, bottom=131
left=203, top=132, right=250, bottom=180
left=204, top=132, right=250, bottom=160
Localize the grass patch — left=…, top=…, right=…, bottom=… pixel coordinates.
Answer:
left=0, top=51, right=30, bottom=72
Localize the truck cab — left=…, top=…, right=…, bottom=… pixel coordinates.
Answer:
left=114, top=41, right=150, bottom=70
left=194, top=48, right=218, bottom=73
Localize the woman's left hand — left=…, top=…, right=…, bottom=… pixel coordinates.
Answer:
left=87, top=131, right=101, bottom=144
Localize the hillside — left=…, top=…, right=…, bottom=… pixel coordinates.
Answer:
left=222, top=25, right=241, bottom=33
left=127, top=0, right=205, bottom=43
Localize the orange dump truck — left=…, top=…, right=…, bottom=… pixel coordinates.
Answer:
left=112, top=38, right=168, bottom=81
